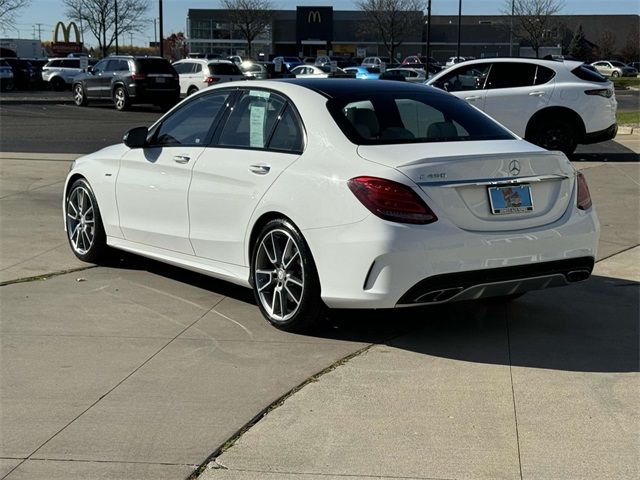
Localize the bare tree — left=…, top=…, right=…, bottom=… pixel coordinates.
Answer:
left=222, top=0, right=273, bottom=58
left=506, top=0, right=564, bottom=58
left=357, top=0, right=426, bottom=60
left=63, top=0, right=149, bottom=57
left=0, top=0, right=30, bottom=31
left=596, top=30, right=616, bottom=59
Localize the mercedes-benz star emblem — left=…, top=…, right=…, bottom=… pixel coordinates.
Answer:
left=509, top=160, right=521, bottom=176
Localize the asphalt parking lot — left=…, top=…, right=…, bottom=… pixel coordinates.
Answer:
left=0, top=103, right=638, bottom=480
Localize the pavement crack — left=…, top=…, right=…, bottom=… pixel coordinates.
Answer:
left=187, top=342, right=377, bottom=480
left=505, top=309, right=524, bottom=480
left=0, top=265, right=97, bottom=286
left=0, top=297, right=226, bottom=480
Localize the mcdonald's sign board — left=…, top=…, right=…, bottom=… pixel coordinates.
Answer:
left=296, top=6, right=333, bottom=43
left=51, top=21, right=83, bottom=55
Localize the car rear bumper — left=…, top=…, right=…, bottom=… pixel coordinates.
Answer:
left=303, top=200, right=599, bottom=309
left=582, top=123, right=617, bottom=145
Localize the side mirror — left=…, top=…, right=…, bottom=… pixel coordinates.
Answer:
left=123, top=126, right=148, bottom=149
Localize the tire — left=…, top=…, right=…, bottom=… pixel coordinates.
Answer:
left=187, top=86, right=198, bottom=96
left=65, top=178, right=108, bottom=263
left=113, top=86, right=130, bottom=111
left=251, top=219, right=325, bottom=332
left=73, top=83, right=88, bottom=106
left=527, top=118, right=578, bottom=156
left=611, top=70, right=620, bottom=78
left=51, top=76, right=66, bottom=91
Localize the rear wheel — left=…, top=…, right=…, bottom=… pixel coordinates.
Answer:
left=73, top=83, right=88, bottom=106
left=65, top=178, right=108, bottom=263
left=51, top=76, right=65, bottom=91
left=187, top=86, right=198, bottom=96
left=113, top=86, right=130, bottom=111
left=527, top=118, right=577, bottom=156
left=611, top=70, right=620, bottom=78
left=251, top=219, right=325, bottom=332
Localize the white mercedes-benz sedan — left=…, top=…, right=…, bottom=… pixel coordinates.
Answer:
left=63, top=79, right=599, bottom=332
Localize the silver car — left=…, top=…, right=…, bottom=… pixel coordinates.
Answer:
left=42, top=58, right=85, bottom=90
left=590, top=60, right=638, bottom=78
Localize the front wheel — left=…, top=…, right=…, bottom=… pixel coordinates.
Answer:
left=113, top=86, right=130, bottom=111
left=527, top=118, right=577, bottom=156
left=73, top=83, right=88, bottom=106
left=611, top=70, right=620, bottom=78
left=251, top=219, right=325, bottom=332
left=65, top=178, right=108, bottom=263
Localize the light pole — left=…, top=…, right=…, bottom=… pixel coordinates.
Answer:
left=159, top=0, right=164, bottom=58
left=509, top=0, right=515, bottom=56
left=426, top=0, right=431, bottom=62
left=114, top=0, right=119, bottom=54
left=456, top=0, right=462, bottom=60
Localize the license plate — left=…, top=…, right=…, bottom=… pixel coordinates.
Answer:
left=488, top=184, right=534, bottom=215
left=155, top=77, right=165, bottom=83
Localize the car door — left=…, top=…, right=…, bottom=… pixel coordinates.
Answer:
left=84, top=59, right=108, bottom=98
left=189, top=88, right=305, bottom=265
left=432, top=62, right=491, bottom=109
left=116, top=90, right=232, bottom=254
left=483, top=62, right=553, bottom=137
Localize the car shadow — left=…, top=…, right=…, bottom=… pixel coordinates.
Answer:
left=572, top=139, right=639, bottom=162
left=106, top=252, right=638, bottom=373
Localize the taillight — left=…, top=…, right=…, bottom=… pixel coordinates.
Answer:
left=584, top=88, right=612, bottom=98
left=576, top=171, right=592, bottom=210
left=131, top=72, right=145, bottom=80
left=348, top=176, right=437, bottom=225
left=206, top=76, right=219, bottom=84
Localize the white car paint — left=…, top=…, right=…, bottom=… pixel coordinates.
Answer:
left=63, top=79, right=599, bottom=323
left=172, top=59, right=244, bottom=96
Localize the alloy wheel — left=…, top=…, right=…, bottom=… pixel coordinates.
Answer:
left=254, top=229, right=305, bottom=322
left=114, top=88, right=126, bottom=110
left=74, top=85, right=84, bottom=105
left=66, top=185, right=96, bottom=255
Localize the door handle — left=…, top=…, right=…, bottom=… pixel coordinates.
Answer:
left=249, top=164, right=271, bottom=175
left=529, top=91, right=545, bottom=96
left=464, top=95, right=481, bottom=101
left=173, top=155, right=190, bottom=164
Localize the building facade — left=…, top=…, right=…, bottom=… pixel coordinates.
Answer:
left=186, top=7, right=639, bottom=62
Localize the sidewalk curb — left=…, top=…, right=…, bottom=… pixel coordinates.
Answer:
left=0, top=98, right=74, bottom=105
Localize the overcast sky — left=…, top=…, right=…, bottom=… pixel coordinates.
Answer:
left=6, top=0, right=639, bottom=48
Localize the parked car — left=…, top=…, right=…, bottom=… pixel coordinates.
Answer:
left=402, top=55, right=442, bottom=70
left=445, top=56, right=468, bottom=67
left=0, top=59, right=14, bottom=91
left=291, top=64, right=348, bottom=78
left=426, top=58, right=617, bottom=155
left=238, top=60, right=268, bottom=80
left=72, top=55, right=179, bottom=111
left=42, top=57, right=84, bottom=90
left=173, top=59, right=244, bottom=96
left=385, top=67, right=427, bottom=83
left=273, top=56, right=303, bottom=69
left=63, top=79, right=599, bottom=333
left=314, top=55, right=342, bottom=67
left=343, top=66, right=381, bottom=80
left=0, top=58, right=37, bottom=89
left=628, top=61, right=640, bottom=72
left=257, top=61, right=294, bottom=79
left=361, top=56, right=392, bottom=69
left=590, top=60, right=638, bottom=77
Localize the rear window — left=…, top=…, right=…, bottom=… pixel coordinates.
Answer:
left=62, top=59, right=80, bottom=68
left=571, top=65, right=607, bottom=83
left=209, top=63, right=241, bottom=75
left=327, top=92, right=514, bottom=145
left=135, top=58, right=174, bottom=74
left=366, top=67, right=380, bottom=73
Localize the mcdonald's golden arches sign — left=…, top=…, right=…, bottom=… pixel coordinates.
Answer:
left=51, top=21, right=83, bottom=55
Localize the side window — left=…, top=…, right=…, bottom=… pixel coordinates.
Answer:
left=486, top=62, right=537, bottom=89
left=104, top=59, right=119, bottom=72
left=49, top=60, right=62, bottom=68
left=534, top=65, right=555, bottom=85
left=268, top=106, right=304, bottom=153
left=218, top=90, right=286, bottom=149
left=173, top=63, right=188, bottom=74
left=93, top=60, right=107, bottom=73
left=193, top=63, right=202, bottom=73
left=153, top=92, right=230, bottom=146
left=63, top=59, right=80, bottom=68
left=436, top=63, right=491, bottom=92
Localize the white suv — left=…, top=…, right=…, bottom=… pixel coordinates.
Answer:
left=42, top=57, right=85, bottom=90
left=426, top=58, right=617, bottom=155
left=172, top=59, right=244, bottom=96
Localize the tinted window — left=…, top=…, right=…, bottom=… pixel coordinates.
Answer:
left=209, top=63, right=240, bottom=75
left=219, top=90, right=286, bottom=149
left=486, top=62, right=536, bottom=89
left=610, top=61, right=626, bottom=67
left=153, top=92, right=230, bottom=146
left=571, top=65, right=607, bottom=83
left=269, top=106, right=304, bottom=153
left=48, top=60, right=62, bottom=67
left=327, top=92, right=513, bottom=145
left=93, top=60, right=108, bottom=72
left=62, top=59, right=80, bottom=68
left=534, top=65, right=555, bottom=85
left=193, top=63, right=202, bottom=73
left=136, top=58, right=174, bottom=74
left=435, top=63, right=490, bottom=92
left=173, top=62, right=189, bottom=74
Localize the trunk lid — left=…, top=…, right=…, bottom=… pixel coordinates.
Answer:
left=357, top=140, right=575, bottom=231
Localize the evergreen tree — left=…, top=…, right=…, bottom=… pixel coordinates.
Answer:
left=568, top=24, right=591, bottom=61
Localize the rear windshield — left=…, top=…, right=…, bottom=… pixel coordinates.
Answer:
left=366, top=67, right=380, bottom=73
left=571, top=65, right=607, bottom=83
left=209, top=63, right=241, bottom=75
left=327, top=91, right=514, bottom=145
left=135, top=58, right=174, bottom=74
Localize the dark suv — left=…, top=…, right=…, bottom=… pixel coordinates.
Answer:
left=72, top=55, right=179, bottom=110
